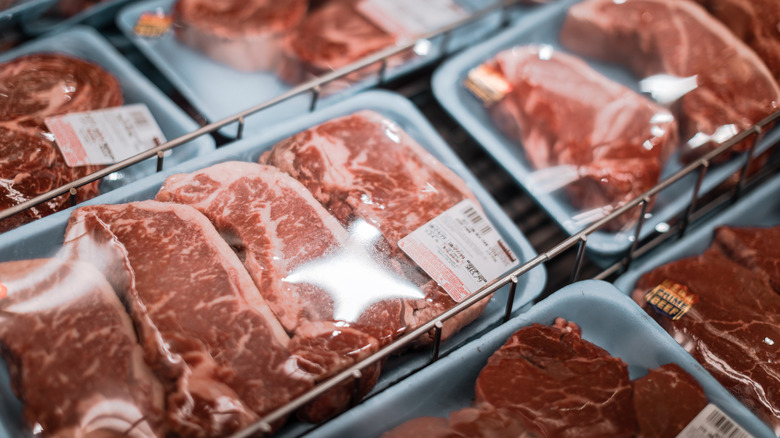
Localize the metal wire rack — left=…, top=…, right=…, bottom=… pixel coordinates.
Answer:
left=1, top=1, right=778, bottom=437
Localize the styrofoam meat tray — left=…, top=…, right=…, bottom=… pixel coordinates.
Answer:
left=115, top=0, right=534, bottom=138
left=431, top=0, right=780, bottom=263
left=309, top=280, right=775, bottom=438
left=0, top=25, right=215, bottom=237
left=0, top=0, right=55, bottom=25
left=20, top=0, right=134, bottom=35
left=0, top=90, right=546, bottom=438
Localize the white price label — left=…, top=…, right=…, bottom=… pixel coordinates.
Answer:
left=676, top=404, right=753, bottom=438
left=398, top=199, right=518, bottom=302
left=45, top=104, right=166, bottom=167
left=357, top=0, right=469, bottom=40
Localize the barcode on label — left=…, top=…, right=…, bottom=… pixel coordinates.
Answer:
left=705, top=409, right=749, bottom=438
left=132, top=111, right=149, bottom=127
left=463, top=206, right=493, bottom=236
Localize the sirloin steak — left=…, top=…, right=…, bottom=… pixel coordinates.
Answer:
left=0, top=259, right=166, bottom=437
left=173, top=0, right=308, bottom=72
left=633, top=252, right=780, bottom=434
left=157, top=161, right=411, bottom=422
left=471, top=45, right=677, bottom=230
left=64, top=201, right=313, bottom=437
left=710, top=225, right=780, bottom=294
left=0, top=54, right=122, bottom=234
left=261, top=110, right=489, bottom=343
left=560, top=0, right=780, bottom=162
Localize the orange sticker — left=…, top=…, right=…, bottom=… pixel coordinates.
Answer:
left=0, top=283, right=7, bottom=299
left=464, top=64, right=513, bottom=107
left=134, top=11, right=173, bottom=38
left=644, top=279, right=699, bottom=320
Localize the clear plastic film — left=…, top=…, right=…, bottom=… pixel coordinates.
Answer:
left=465, top=44, right=677, bottom=231
left=558, top=0, right=780, bottom=163
left=632, top=225, right=780, bottom=435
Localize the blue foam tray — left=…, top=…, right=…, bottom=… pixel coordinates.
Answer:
left=311, top=280, right=775, bottom=438
left=19, top=0, right=135, bottom=35
left=0, top=90, right=546, bottom=438
left=431, top=0, right=780, bottom=263
left=0, top=26, right=215, bottom=238
left=115, top=0, right=536, bottom=138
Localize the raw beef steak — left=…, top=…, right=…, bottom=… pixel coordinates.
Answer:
left=381, top=407, right=537, bottom=438
left=173, top=0, right=308, bottom=72
left=633, top=252, right=780, bottom=433
left=64, top=201, right=313, bottom=436
left=261, top=110, right=489, bottom=343
left=632, top=363, right=708, bottom=437
left=0, top=258, right=166, bottom=437
left=475, top=318, right=636, bottom=437
left=157, top=161, right=411, bottom=421
left=0, top=54, right=122, bottom=233
left=710, top=226, right=780, bottom=294
left=560, top=0, right=780, bottom=162
left=471, top=45, right=677, bottom=230
left=691, top=0, right=780, bottom=83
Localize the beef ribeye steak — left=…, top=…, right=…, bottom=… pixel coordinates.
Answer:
left=64, top=201, right=313, bottom=436
left=261, top=110, right=489, bottom=343
left=0, top=258, right=166, bottom=437
left=173, top=0, right=307, bottom=72
left=633, top=252, right=780, bottom=433
left=473, top=45, right=677, bottom=230
left=0, top=54, right=123, bottom=233
left=710, top=225, right=780, bottom=294
left=560, top=0, right=780, bottom=162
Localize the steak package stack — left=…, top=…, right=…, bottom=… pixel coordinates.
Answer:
left=0, top=110, right=521, bottom=436
left=0, top=53, right=122, bottom=234
left=382, top=318, right=709, bottom=437
left=632, top=225, right=780, bottom=434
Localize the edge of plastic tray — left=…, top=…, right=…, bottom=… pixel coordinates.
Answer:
left=0, top=0, right=55, bottom=24
left=0, top=89, right=547, bottom=438
left=0, top=25, right=216, bottom=240
left=310, top=279, right=775, bottom=438
left=613, top=173, right=780, bottom=294
left=20, top=0, right=134, bottom=35
left=430, top=0, right=779, bottom=262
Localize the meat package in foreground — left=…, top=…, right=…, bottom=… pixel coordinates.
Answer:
left=559, top=0, right=780, bottom=162
left=63, top=201, right=314, bottom=437
left=633, top=225, right=780, bottom=434
left=465, top=45, right=677, bottom=230
left=0, top=53, right=122, bottom=234
left=156, top=161, right=418, bottom=422
left=382, top=319, right=708, bottom=437
left=261, top=110, right=493, bottom=343
left=0, top=259, right=167, bottom=437
left=173, top=0, right=308, bottom=72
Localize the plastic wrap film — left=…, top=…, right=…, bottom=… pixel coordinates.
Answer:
left=382, top=318, right=709, bottom=437
left=0, top=53, right=122, bottom=234
left=172, top=0, right=308, bottom=72
left=466, top=45, right=677, bottom=231
left=559, top=0, right=780, bottom=163
left=632, top=225, right=780, bottom=434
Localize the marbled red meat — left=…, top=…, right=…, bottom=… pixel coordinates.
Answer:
left=173, top=0, right=308, bottom=72
left=261, top=110, right=489, bottom=343
left=0, top=54, right=122, bottom=233
left=64, top=201, right=314, bottom=436
left=710, top=226, right=780, bottom=294
left=633, top=252, right=780, bottom=434
left=0, top=258, right=167, bottom=437
left=560, top=0, right=780, bottom=162
left=474, top=45, right=677, bottom=230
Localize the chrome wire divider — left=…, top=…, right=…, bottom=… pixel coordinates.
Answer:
left=234, top=110, right=780, bottom=438
left=0, top=0, right=525, bottom=225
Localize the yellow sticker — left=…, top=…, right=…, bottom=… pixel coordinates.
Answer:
left=134, top=11, right=173, bottom=38
left=644, top=279, right=699, bottom=321
left=464, top=64, right=513, bottom=107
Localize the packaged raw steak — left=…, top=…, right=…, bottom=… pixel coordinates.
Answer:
left=559, top=0, right=780, bottom=162
left=57, top=0, right=107, bottom=17
left=383, top=319, right=708, bottom=437
left=0, top=258, right=167, bottom=437
left=633, top=228, right=780, bottom=434
left=63, top=201, right=315, bottom=436
left=156, top=161, right=409, bottom=422
left=173, top=0, right=308, bottom=72
left=261, top=110, right=513, bottom=344
left=691, top=0, right=780, bottom=83
left=465, top=45, right=677, bottom=230
left=0, top=53, right=122, bottom=234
